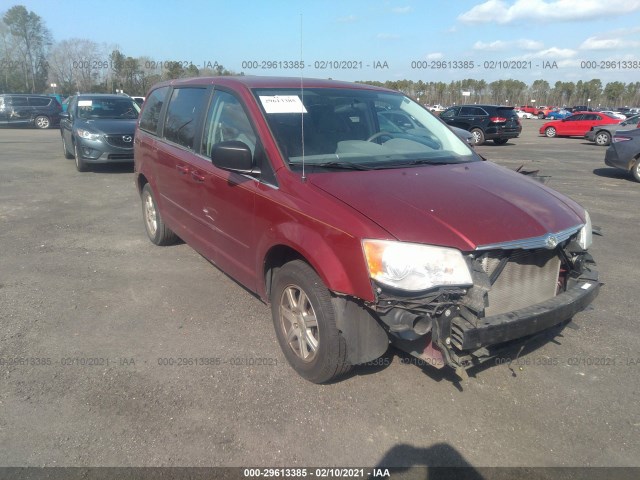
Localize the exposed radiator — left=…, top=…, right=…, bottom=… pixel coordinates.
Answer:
left=482, top=249, right=561, bottom=317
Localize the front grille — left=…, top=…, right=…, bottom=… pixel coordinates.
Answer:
left=104, top=134, right=134, bottom=149
left=482, top=249, right=561, bottom=316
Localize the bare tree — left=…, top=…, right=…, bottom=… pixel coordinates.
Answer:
left=47, top=38, right=104, bottom=94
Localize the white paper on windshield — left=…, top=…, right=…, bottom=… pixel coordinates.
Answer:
left=259, top=95, right=307, bottom=114
left=78, top=100, right=93, bottom=106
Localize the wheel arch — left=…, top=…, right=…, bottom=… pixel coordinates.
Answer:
left=259, top=224, right=375, bottom=304
left=263, top=242, right=389, bottom=365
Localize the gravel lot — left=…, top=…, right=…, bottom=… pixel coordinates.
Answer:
left=0, top=120, right=639, bottom=471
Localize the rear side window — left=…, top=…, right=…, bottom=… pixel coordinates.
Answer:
left=139, top=86, right=169, bottom=134
left=460, top=107, right=485, bottom=116
left=29, top=97, right=51, bottom=107
left=163, top=87, right=208, bottom=149
left=11, top=96, right=27, bottom=106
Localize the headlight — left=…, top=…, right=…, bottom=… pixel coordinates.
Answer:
left=76, top=128, right=100, bottom=140
left=362, top=239, right=473, bottom=292
left=577, top=210, right=593, bottom=250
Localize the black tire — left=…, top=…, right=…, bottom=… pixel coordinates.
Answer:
left=632, top=158, right=640, bottom=183
left=271, top=260, right=351, bottom=383
left=493, top=138, right=509, bottom=145
left=74, top=142, right=88, bottom=172
left=470, top=128, right=485, bottom=145
left=537, top=113, right=545, bottom=119
left=594, top=131, right=611, bottom=146
left=141, top=184, right=178, bottom=245
left=545, top=127, right=557, bottom=138
left=34, top=115, right=50, bottom=129
left=62, top=135, right=74, bottom=159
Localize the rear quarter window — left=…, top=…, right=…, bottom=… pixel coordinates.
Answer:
left=28, top=97, right=51, bottom=107
left=139, top=87, right=170, bottom=135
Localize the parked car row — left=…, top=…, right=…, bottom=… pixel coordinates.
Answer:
left=0, top=92, right=147, bottom=130
left=539, top=112, right=623, bottom=139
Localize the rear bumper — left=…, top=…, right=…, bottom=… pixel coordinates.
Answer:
left=485, top=127, right=521, bottom=140
left=452, top=270, right=599, bottom=350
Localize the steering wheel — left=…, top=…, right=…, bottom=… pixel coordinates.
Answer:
left=366, top=131, right=394, bottom=142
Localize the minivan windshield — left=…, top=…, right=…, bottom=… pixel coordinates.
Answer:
left=77, top=97, right=140, bottom=120
left=254, top=87, right=477, bottom=171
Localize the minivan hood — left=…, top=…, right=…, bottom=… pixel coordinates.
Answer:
left=78, top=118, right=137, bottom=134
left=308, top=161, right=584, bottom=251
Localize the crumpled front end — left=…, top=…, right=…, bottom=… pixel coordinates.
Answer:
left=371, top=231, right=599, bottom=376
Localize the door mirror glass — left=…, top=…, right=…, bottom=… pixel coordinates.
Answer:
left=211, top=140, right=254, bottom=173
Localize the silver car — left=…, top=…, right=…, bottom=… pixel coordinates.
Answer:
left=585, top=114, right=640, bottom=146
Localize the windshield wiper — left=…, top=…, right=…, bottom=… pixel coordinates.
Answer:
left=298, top=161, right=372, bottom=171
left=385, top=159, right=454, bottom=167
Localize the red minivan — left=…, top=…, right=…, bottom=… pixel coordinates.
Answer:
left=134, top=76, right=599, bottom=383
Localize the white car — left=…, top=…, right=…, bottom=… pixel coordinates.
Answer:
left=516, top=110, right=535, bottom=119
left=600, top=110, right=626, bottom=120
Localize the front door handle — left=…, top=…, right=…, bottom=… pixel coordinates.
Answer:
left=191, top=171, right=205, bottom=182
left=176, top=164, right=189, bottom=175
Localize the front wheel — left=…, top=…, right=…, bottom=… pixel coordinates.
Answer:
left=62, top=135, right=74, bottom=159
left=545, top=127, right=557, bottom=138
left=594, top=131, right=611, bottom=146
left=74, top=142, right=88, bottom=172
left=271, top=260, right=351, bottom=383
left=34, top=115, right=50, bottom=129
left=470, top=128, right=485, bottom=145
left=537, top=113, right=545, bottom=119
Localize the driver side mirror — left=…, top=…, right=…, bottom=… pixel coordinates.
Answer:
left=211, top=140, right=254, bottom=174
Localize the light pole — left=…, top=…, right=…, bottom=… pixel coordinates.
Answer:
left=50, top=83, right=57, bottom=94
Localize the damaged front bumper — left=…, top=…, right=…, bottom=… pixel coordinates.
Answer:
left=371, top=245, right=600, bottom=375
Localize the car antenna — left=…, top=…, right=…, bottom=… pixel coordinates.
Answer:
left=300, top=13, right=306, bottom=182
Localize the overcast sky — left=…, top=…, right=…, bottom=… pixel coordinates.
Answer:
left=10, top=0, right=640, bottom=84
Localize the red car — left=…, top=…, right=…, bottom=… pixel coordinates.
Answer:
left=134, top=76, right=599, bottom=383
left=518, top=105, right=552, bottom=119
left=540, top=112, right=622, bottom=138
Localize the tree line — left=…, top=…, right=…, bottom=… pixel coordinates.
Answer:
left=1, top=4, right=639, bottom=108
left=358, top=78, right=639, bottom=109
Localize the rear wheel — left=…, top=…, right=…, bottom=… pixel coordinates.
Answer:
left=537, top=113, right=545, bottom=119
left=141, top=184, right=178, bottom=245
left=271, top=260, right=351, bottom=383
left=34, top=115, right=50, bottom=129
left=594, top=131, right=611, bottom=146
left=545, top=127, right=557, bottom=138
left=493, top=138, right=508, bottom=145
left=470, top=128, right=485, bottom=145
